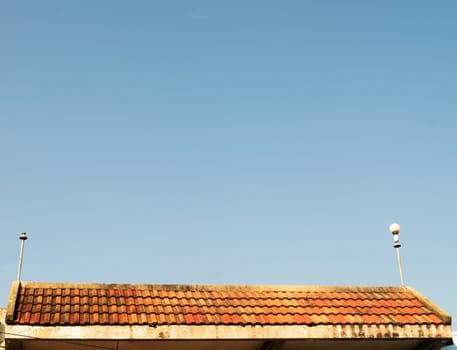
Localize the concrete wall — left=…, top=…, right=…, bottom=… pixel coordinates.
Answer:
left=1, top=308, right=6, bottom=349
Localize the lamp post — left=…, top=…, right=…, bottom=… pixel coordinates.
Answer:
left=389, top=223, right=405, bottom=287
left=17, top=232, right=28, bottom=282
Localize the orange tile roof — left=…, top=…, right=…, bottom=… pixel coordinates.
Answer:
left=6, top=282, right=451, bottom=327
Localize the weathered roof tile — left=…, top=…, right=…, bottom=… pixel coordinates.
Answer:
left=7, top=283, right=451, bottom=327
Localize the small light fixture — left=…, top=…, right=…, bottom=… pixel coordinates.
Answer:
left=17, top=232, right=28, bottom=282
left=389, top=223, right=405, bottom=287
left=389, top=223, right=401, bottom=248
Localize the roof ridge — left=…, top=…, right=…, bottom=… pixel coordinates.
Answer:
left=17, top=281, right=409, bottom=292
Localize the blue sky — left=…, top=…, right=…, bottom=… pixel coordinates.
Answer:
left=1, top=0, right=456, bottom=326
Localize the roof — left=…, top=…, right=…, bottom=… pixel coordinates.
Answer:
left=6, top=282, right=451, bottom=327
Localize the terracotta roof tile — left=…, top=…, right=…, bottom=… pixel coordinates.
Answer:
left=7, top=283, right=451, bottom=327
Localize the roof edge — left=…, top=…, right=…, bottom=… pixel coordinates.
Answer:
left=5, top=323, right=453, bottom=340
left=16, top=281, right=411, bottom=292
left=406, top=287, right=452, bottom=325
left=5, top=281, right=20, bottom=324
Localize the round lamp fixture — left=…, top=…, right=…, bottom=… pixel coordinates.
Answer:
left=389, top=223, right=400, bottom=234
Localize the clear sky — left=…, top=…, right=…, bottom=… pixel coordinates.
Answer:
left=1, top=0, right=456, bottom=328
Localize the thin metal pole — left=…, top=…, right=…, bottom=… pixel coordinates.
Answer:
left=395, top=246, right=405, bottom=287
left=17, top=232, right=27, bottom=282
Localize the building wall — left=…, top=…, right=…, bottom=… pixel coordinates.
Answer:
left=0, top=308, right=6, bottom=349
